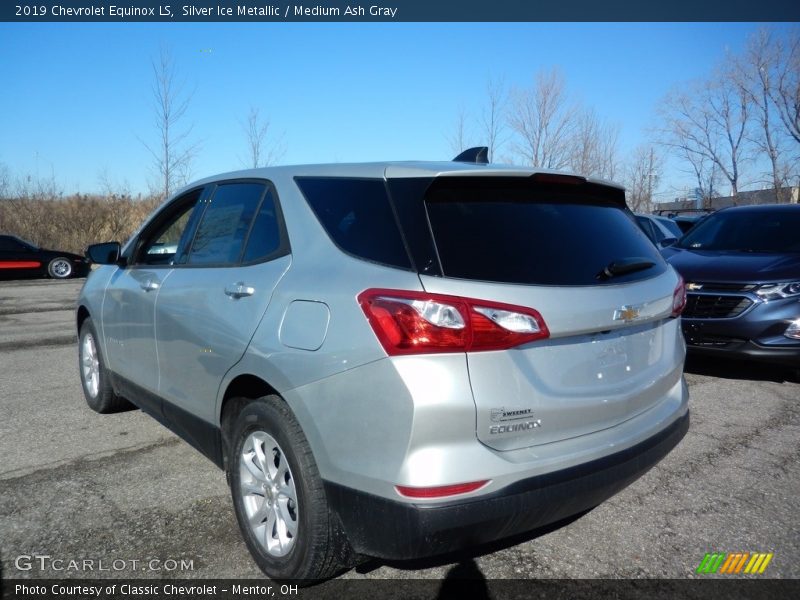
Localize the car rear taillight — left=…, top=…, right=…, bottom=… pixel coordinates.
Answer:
left=395, top=480, right=490, bottom=499
left=358, top=289, right=549, bottom=355
left=672, top=275, right=687, bottom=317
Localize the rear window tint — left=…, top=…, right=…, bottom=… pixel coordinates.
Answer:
left=296, top=177, right=411, bottom=269
left=425, top=180, right=666, bottom=286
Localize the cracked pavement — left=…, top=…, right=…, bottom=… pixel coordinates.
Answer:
left=1, top=278, right=798, bottom=583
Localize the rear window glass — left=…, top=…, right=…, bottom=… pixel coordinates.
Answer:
left=296, top=177, right=411, bottom=269
left=425, top=181, right=666, bottom=286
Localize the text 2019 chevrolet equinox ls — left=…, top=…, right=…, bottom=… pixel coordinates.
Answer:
left=77, top=154, right=689, bottom=582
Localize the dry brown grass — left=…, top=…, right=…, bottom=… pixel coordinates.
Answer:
left=0, top=194, right=162, bottom=255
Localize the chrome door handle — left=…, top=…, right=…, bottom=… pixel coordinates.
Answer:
left=225, top=282, right=255, bottom=299
left=140, top=279, right=159, bottom=292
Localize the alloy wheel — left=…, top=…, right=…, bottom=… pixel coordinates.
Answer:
left=239, top=431, right=299, bottom=557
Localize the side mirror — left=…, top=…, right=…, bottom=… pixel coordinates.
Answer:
left=86, top=242, right=124, bottom=265
left=658, top=237, right=678, bottom=248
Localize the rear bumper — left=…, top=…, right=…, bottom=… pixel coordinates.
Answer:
left=325, top=410, right=689, bottom=560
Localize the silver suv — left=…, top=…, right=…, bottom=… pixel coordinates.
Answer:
left=77, top=153, right=689, bottom=581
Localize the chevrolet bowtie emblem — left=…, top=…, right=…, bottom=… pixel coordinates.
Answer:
left=613, top=305, right=641, bottom=322
left=686, top=282, right=703, bottom=291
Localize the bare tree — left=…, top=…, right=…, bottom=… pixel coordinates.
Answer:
left=97, top=166, right=132, bottom=200
left=769, top=29, right=800, bottom=147
left=508, top=69, right=577, bottom=170
left=732, top=29, right=794, bottom=201
left=625, top=145, right=662, bottom=212
left=657, top=73, right=750, bottom=199
left=96, top=167, right=135, bottom=239
left=241, top=106, right=286, bottom=168
left=0, top=161, right=10, bottom=199
left=447, top=105, right=472, bottom=156
left=142, top=46, right=198, bottom=200
left=686, top=150, right=722, bottom=208
left=15, top=166, right=61, bottom=202
left=481, top=76, right=508, bottom=162
left=569, top=108, right=620, bottom=180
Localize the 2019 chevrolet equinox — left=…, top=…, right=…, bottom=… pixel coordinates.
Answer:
left=77, top=153, right=689, bottom=582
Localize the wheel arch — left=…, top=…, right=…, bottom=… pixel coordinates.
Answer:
left=76, top=305, right=90, bottom=333
left=219, top=374, right=283, bottom=474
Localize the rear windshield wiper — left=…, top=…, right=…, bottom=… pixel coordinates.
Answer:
left=596, top=257, right=656, bottom=281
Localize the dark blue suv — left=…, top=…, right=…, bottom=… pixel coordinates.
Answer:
left=662, top=204, right=800, bottom=367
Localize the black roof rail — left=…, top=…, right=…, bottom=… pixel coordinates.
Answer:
left=452, top=146, right=489, bottom=164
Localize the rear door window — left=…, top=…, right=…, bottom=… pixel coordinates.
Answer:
left=425, top=178, right=666, bottom=286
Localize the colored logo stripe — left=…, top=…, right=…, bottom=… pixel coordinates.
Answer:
left=745, top=553, right=773, bottom=574
left=720, top=553, right=748, bottom=573
left=696, top=553, right=726, bottom=573
left=0, top=261, right=41, bottom=269
left=697, top=552, right=773, bottom=574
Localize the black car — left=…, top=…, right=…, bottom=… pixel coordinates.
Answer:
left=661, top=204, right=800, bottom=367
left=672, top=214, right=707, bottom=234
left=0, top=234, right=89, bottom=279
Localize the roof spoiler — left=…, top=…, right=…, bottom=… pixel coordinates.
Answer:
left=452, top=146, right=489, bottom=164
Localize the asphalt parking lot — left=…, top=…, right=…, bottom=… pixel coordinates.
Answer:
left=0, top=278, right=798, bottom=587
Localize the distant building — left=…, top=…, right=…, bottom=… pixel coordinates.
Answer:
left=655, top=186, right=798, bottom=213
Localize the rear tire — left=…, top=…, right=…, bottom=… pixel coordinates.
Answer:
left=228, top=395, right=351, bottom=583
left=48, top=257, right=73, bottom=279
left=78, top=318, right=133, bottom=413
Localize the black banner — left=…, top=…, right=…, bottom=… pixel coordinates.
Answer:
left=3, top=579, right=800, bottom=600
left=3, top=0, right=799, bottom=22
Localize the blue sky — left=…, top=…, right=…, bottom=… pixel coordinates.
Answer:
left=0, top=22, right=792, bottom=199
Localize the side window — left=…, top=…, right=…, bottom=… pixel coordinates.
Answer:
left=187, top=182, right=265, bottom=265
left=0, top=237, right=26, bottom=251
left=136, top=189, right=203, bottom=266
left=241, top=187, right=283, bottom=263
left=648, top=219, right=666, bottom=242
left=296, top=177, right=411, bottom=269
left=635, top=216, right=658, bottom=244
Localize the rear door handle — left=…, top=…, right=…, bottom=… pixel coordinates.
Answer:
left=225, top=282, right=255, bottom=299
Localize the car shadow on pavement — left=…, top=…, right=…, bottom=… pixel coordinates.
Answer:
left=685, top=354, right=799, bottom=383
left=355, top=508, right=594, bottom=579
left=437, top=559, right=491, bottom=599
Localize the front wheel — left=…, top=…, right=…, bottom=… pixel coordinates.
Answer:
left=48, top=257, right=73, bottom=279
left=79, top=318, right=133, bottom=413
left=228, top=396, right=351, bottom=582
